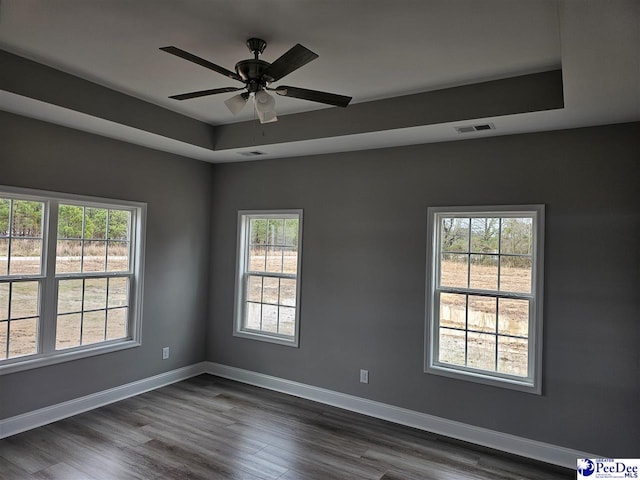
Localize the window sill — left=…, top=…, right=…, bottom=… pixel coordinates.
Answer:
left=425, top=363, right=541, bottom=395
left=233, top=329, right=299, bottom=348
left=0, top=340, right=141, bottom=375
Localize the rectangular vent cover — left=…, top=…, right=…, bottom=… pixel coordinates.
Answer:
left=455, top=123, right=496, bottom=134
left=238, top=150, right=266, bottom=157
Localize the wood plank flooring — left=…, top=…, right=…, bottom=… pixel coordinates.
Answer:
left=0, top=375, right=573, bottom=479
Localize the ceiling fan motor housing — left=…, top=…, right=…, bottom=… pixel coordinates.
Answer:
left=235, top=59, right=273, bottom=92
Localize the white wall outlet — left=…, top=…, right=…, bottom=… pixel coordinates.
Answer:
left=360, top=369, right=369, bottom=384
left=162, top=346, right=170, bottom=360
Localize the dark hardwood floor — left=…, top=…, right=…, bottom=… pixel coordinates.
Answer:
left=0, top=375, right=573, bottom=479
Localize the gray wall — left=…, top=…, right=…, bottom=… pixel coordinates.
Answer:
left=0, top=111, right=212, bottom=418
left=208, top=122, right=639, bottom=456
left=1, top=110, right=637, bottom=458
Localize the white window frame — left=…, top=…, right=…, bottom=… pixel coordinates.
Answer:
left=0, top=185, right=146, bottom=375
left=425, top=205, right=544, bottom=394
left=233, top=209, right=303, bottom=347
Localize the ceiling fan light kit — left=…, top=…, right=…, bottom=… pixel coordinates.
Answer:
left=160, top=38, right=352, bottom=124
left=223, top=92, right=250, bottom=115
left=256, top=107, right=278, bottom=124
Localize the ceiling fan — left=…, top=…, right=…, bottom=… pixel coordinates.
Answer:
left=160, top=38, right=352, bottom=124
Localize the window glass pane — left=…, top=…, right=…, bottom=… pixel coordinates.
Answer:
left=0, top=283, right=8, bottom=320
left=57, top=205, right=84, bottom=239
left=440, top=253, right=468, bottom=288
left=12, top=200, right=43, bottom=238
left=84, top=207, right=107, bottom=240
left=82, top=310, right=106, bottom=345
left=10, top=281, right=39, bottom=319
left=0, top=321, right=6, bottom=359
left=282, top=247, right=298, bottom=274
left=9, top=238, right=42, bottom=275
left=280, top=278, right=297, bottom=307
left=498, top=298, right=529, bottom=337
left=441, top=218, right=469, bottom=253
left=267, top=219, right=285, bottom=245
left=83, top=240, right=106, bottom=272
left=246, top=275, right=263, bottom=303
left=265, top=246, right=283, bottom=273
left=261, top=304, right=278, bottom=333
left=498, top=337, right=528, bottom=376
left=0, top=199, right=10, bottom=235
left=467, top=332, right=496, bottom=371
left=245, top=302, right=261, bottom=330
left=58, top=279, right=84, bottom=314
left=56, top=313, right=81, bottom=350
left=1, top=192, right=143, bottom=367
left=470, top=218, right=499, bottom=254
left=56, top=240, right=82, bottom=273
left=500, top=256, right=532, bottom=294
left=106, top=308, right=127, bottom=340
left=84, top=278, right=107, bottom=311
left=438, top=328, right=465, bottom=366
left=468, top=296, right=496, bottom=333
left=248, top=245, right=266, bottom=272
left=469, top=254, right=498, bottom=290
left=249, top=218, right=267, bottom=245
left=278, top=307, right=295, bottom=336
left=107, top=210, right=130, bottom=240
left=8, top=318, right=38, bottom=358
left=107, top=277, right=129, bottom=308
left=439, top=293, right=466, bottom=329
left=284, top=219, right=299, bottom=246
left=238, top=212, right=301, bottom=343
left=262, top=276, right=279, bottom=304
left=501, top=218, right=532, bottom=255
left=0, top=238, right=7, bottom=275
left=430, top=207, right=540, bottom=387
left=107, top=241, right=129, bottom=271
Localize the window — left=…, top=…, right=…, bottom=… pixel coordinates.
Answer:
left=0, top=186, right=145, bottom=374
left=234, top=210, right=303, bottom=346
left=425, top=205, right=544, bottom=393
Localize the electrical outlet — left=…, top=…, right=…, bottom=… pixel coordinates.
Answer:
left=359, top=369, right=369, bottom=384
left=162, top=346, right=170, bottom=360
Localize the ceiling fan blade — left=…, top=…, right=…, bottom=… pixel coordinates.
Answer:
left=160, top=46, right=243, bottom=82
left=224, top=92, right=250, bottom=115
left=169, top=87, right=244, bottom=100
left=273, top=86, right=352, bottom=108
left=262, top=44, right=318, bottom=82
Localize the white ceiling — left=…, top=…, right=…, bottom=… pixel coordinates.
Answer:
left=0, top=0, right=638, bottom=162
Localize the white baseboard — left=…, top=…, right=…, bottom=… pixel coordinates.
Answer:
left=1, top=360, right=596, bottom=470
left=0, top=362, right=208, bottom=439
left=205, top=361, right=596, bottom=470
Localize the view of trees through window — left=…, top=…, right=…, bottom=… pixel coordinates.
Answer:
left=235, top=211, right=302, bottom=345
left=1, top=196, right=134, bottom=361
left=435, top=214, right=536, bottom=379
left=0, top=198, right=44, bottom=360
left=57, top=204, right=130, bottom=273
left=244, top=216, right=299, bottom=337
left=55, top=204, right=132, bottom=350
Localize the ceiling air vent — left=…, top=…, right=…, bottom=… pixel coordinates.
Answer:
left=455, top=123, right=496, bottom=134
left=238, top=150, right=266, bottom=157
